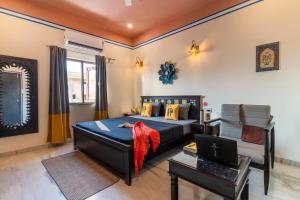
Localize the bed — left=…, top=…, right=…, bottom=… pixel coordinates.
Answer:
left=73, top=95, right=204, bottom=185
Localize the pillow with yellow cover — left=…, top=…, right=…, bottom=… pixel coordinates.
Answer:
left=141, top=103, right=152, bottom=117
left=165, top=104, right=179, bottom=120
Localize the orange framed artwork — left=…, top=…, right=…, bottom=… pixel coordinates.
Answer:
left=256, top=42, right=279, bottom=72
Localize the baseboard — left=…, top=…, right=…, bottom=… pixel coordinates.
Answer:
left=275, top=157, right=300, bottom=168
left=1, top=142, right=300, bottom=169
left=0, top=139, right=73, bottom=158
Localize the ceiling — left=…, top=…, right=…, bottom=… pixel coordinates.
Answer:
left=29, top=0, right=214, bottom=38
left=0, top=0, right=244, bottom=46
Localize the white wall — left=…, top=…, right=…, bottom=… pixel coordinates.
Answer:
left=134, top=0, right=300, bottom=162
left=0, top=13, right=134, bottom=153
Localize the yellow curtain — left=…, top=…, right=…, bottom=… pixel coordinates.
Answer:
left=48, top=113, right=71, bottom=144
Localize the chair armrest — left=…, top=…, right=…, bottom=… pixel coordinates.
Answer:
left=264, top=122, right=275, bottom=167
left=264, top=126, right=272, bottom=167
left=204, top=117, right=222, bottom=125
left=264, top=121, right=275, bottom=132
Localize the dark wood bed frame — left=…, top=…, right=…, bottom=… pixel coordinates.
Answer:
left=73, top=95, right=204, bottom=186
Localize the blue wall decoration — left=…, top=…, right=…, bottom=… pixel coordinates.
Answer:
left=158, top=62, right=178, bottom=84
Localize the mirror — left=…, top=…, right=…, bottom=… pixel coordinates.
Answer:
left=1, top=64, right=30, bottom=125
left=0, top=55, right=38, bottom=137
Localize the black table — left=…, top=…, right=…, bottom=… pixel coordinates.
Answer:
left=169, top=152, right=251, bottom=200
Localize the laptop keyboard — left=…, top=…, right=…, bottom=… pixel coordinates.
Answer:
left=197, top=158, right=240, bottom=183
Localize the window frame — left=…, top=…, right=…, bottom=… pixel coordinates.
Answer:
left=67, top=58, right=96, bottom=105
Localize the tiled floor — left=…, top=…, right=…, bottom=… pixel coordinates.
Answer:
left=0, top=143, right=300, bottom=200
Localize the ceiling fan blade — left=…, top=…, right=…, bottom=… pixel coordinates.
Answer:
left=124, top=0, right=132, bottom=6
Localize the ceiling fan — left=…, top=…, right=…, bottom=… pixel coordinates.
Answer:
left=124, top=0, right=133, bottom=6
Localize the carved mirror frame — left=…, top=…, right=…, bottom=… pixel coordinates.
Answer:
left=0, top=55, right=38, bottom=137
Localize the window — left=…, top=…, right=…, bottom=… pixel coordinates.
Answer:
left=67, top=59, right=96, bottom=104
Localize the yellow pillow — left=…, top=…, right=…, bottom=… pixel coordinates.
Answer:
left=141, top=103, right=152, bottom=117
left=165, top=104, right=179, bottom=120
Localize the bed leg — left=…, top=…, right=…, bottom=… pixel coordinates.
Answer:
left=73, top=133, right=78, bottom=150
left=125, top=174, right=132, bottom=186
left=124, top=148, right=132, bottom=186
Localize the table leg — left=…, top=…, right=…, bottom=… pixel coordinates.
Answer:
left=241, top=180, right=249, bottom=200
left=171, top=174, right=178, bottom=200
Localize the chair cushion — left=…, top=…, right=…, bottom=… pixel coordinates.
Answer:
left=220, top=104, right=272, bottom=139
left=220, top=104, right=243, bottom=139
left=241, top=125, right=265, bottom=145
left=222, top=136, right=265, bottom=165
left=243, top=104, right=271, bottom=128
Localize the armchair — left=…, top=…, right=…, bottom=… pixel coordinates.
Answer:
left=204, top=104, right=275, bottom=195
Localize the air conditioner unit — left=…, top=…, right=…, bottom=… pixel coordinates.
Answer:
left=64, top=30, right=104, bottom=54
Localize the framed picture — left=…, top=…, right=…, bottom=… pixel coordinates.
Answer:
left=256, top=42, right=279, bottom=72
left=0, top=55, right=38, bottom=138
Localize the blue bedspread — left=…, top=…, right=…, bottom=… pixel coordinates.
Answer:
left=76, top=117, right=184, bottom=145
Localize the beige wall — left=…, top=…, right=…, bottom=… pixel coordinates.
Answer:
left=134, top=0, right=300, bottom=162
left=0, top=13, right=63, bottom=153
left=0, top=13, right=134, bottom=153
left=1, top=0, right=300, bottom=163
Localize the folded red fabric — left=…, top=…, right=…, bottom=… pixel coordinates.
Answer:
left=133, top=121, right=160, bottom=176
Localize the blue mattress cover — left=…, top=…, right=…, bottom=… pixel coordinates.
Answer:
left=76, top=117, right=184, bottom=145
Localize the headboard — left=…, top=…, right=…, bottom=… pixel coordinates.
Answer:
left=141, top=95, right=205, bottom=122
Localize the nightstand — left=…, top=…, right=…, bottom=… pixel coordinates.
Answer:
left=123, top=112, right=137, bottom=117
left=191, top=122, right=220, bottom=136
left=191, top=122, right=205, bottom=134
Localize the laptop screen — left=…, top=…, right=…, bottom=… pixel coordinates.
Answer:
left=194, top=135, right=239, bottom=167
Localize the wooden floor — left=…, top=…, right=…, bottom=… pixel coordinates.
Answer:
left=0, top=143, right=300, bottom=200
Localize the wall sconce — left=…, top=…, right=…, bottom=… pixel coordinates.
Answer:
left=136, top=57, right=144, bottom=68
left=189, top=40, right=200, bottom=56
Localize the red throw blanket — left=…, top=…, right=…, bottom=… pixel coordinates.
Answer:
left=132, top=121, right=160, bottom=176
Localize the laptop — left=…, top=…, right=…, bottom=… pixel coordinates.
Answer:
left=194, top=135, right=241, bottom=168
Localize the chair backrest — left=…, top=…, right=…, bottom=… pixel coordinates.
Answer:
left=243, top=105, right=271, bottom=128
left=220, top=104, right=243, bottom=139
left=220, top=104, right=271, bottom=139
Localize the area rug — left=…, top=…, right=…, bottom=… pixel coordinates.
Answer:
left=42, top=151, right=119, bottom=200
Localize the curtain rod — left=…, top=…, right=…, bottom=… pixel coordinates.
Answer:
left=46, top=45, right=116, bottom=63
